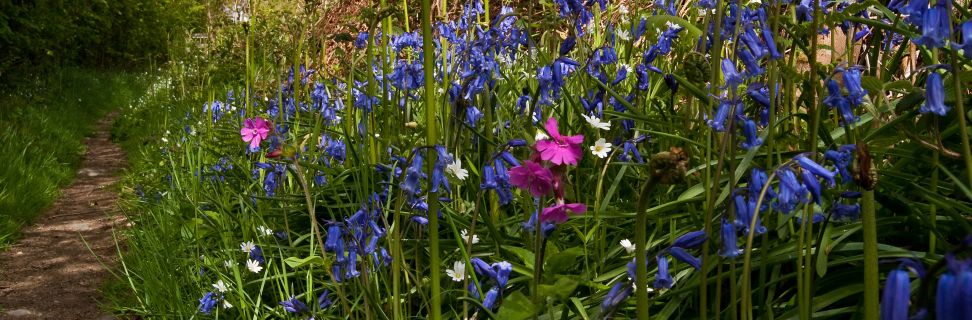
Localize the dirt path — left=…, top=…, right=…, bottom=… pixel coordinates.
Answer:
left=0, top=114, right=126, bottom=319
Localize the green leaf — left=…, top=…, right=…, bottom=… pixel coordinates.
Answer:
left=545, top=247, right=584, bottom=275
left=502, top=245, right=536, bottom=269
left=816, top=224, right=834, bottom=277
left=538, top=275, right=581, bottom=301
left=283, top=255, right=326, bottom=269
left=495, top=291, right=536, bottom=320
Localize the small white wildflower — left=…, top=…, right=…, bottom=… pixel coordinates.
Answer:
left=257, top=226, right=273, bottom=237
left=223, top=300, right=233, bottom=309
left=618, top=4, right=629, bottom=15
left=590, top=138, right=613, bottom=159
left=224, top=260, right=236, bottom=268
left=446, top=261, right=467, bottom=282
left=213, top=280, right=229, bottom=293
left=535, top=130, right=549, bottom=141
left=582, top=114, right=612, bottom=131
left=666, top=21, right=680, bottom=29
left=437, top=87, right=445, bottom=94
left=447, top=159, right=469, bottom=181
left=620, top=239, right=636, bottom=254
left=240, top=241, right=256, bottom=253
left=460, top=229, right=480, bottom=245
left=616, top=29, right=631, bottom=41
left=246, top=259, right=263, bottom=273
left=623, top=64, right=634, bottom=74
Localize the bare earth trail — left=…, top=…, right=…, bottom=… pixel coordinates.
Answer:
left=0, top=114, right=126, bottom=319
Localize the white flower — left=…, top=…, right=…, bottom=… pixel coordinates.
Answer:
left=620, top=239, right=636, bottom=254
left=246, top=259, right=263, bottom=273
left=240, top=241, right=256, bottom=253
left=257, top=226, right=273, bottom=237
left=618, top=4, right=629, bottom=14
left=447, top=159, right=469, bottom=181
left=223, top=300, right=233, bottom=309
left=213, top=280, right=229, bottom=293
left=616, top=28, right=631, bottom=41
left=590, top=138, right=613, bottom=158
left=460, top=229, right=480, bottom=245
left=224, top=260, right=237, bottom=268
left=535, top=130, right=549, bottom=141
left=582, top=114, right=611, bottom=130
left=446, top=261, right=467, bottom=282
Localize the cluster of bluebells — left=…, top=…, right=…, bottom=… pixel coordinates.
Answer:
left=198, top=157, right=233, bottom=183
left=466, top=258, right=513, bottom=310
left=823, top=67, right=868, bottom=124
left=879, top=243, right=972, bottom=320
left=601, top=231, right=707, bottom=316
left=323, top=193, right=391, bottom=283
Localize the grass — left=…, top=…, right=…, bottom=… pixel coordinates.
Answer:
left=0, top=68, right=148, bottom=248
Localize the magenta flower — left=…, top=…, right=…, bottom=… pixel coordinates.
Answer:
left=541, top=203, right=587, bottom=224
left=241, top=118, right=271, bottom=149
left=535, top=117, right=584, bottom=165
left=509, top=161, right=555, bottom=197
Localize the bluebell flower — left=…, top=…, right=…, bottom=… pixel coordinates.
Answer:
left=842, top=68, right=868, bottom=106
left=280, top=296, right=309, bottom=314
left=734, top=194, right=766, bottom=235
left=831, top=203, right=861, bottom=221
left=936, top=254, right=971, bottom=320
left=912, top=2, right=950, bottom=48
left=920, top=71, right=949, bottom=116
left=740, top=118, right=763, bottom=150
left=654, top=25, right=683, bottom=55
left=738, top=46, right=764, bottom=76
left=508, top=139, right=528, bottom=148
left=775, top=168, right=808, bottom=213
left=466, top=106, right=484, bottom=127
left=668, top=246, right=702, bottom=270
left=642, top=48, right=664, bottom=75
left=483, top=287, right=500, bottom=309
left=722, top=58, right=744, bottom=89
left=635, top=64, right=651, bottom=90
left=633, top=17, right=648, bottom=42
left=802, top=169, right=823, bottom=205
left=401, top=151, right=426, bottom=197
left=318, top=290, right=332, bottom=309
left=493, top=261, right=512, bottom=287
left=719, top=218, right=742, bottom=258
left=411, top=215, right=429, bottom=225
left=498, top=150, right=520, bottom=166
left=523, top=210, right=557, bottom=237
left=825, top=144, right=856, bottom=184
left=325, top=224, right=345, bottom=260
left=796, top=155, right=837, bottom=187
left=673, top=230, right=707, bottom=249
left=354, top=31, right=369, bottom=49
left=706, top=98, right=733, bottom=132
left=601, top=281, right=633, bottom=313
left=953, top=21, right=972, bottom=59
left=654, top=255, right=674, bottom=289
left=618, top=140, right=644, bottom=163
left=389, top=59, right=424, bottom=91
left=880, top=268, right=911, bottom=320
left=198, top=292, right=218, bottom=315
left=470, top=257, right=497, bottom=280
left=249, top=245, right=265, bottom=264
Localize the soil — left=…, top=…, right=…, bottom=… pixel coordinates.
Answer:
left=0, top=114, right=126, bottom=320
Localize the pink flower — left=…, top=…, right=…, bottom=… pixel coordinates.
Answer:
left=541, top=203, right=587, bottom=224
left=509, top=161, right=555, bottom=197
left=535, top=117, right=584, bottom=165
left=241, top=118, right=271, bottom=149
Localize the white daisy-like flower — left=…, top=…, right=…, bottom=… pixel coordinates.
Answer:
left=223, top=300, right=233, bottom=309
left=618, top=4, right=629, bottom=14
left=535, top=130, right=549, bottom=141
left=447, top=159, right=469, bottom=181
left=213, top=280, right=229, bottom=293
left=246, top=259, right=263, bottom=273
left=240, top=241, right=256, bottom=253
left=666, top=21, right=680, bottom=29
left=590, top=138, right=613, bottom=158
left=622, top=64, right=634, bottom=74
left=224, top=260, right=237, bottom=268
left=257, top=226, right=273, bottom=237
left=460, top=229, right=480, bottom=245
left=582, top=114, right=611, bottom=131
left=620, top=239, right=636, bottom=254
left=446, top=261, right=467, bottom=282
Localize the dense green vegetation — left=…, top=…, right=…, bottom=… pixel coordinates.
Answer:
left=0, top=69, right=147, bottom=246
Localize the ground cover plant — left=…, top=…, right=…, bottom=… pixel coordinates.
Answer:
left=110, top=0, right=972, bottom=319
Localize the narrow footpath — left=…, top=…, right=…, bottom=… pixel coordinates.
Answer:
left=0, top=114, right=126, bottom=319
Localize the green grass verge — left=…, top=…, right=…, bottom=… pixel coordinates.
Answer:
left=0, top=68, right=148, bottom=248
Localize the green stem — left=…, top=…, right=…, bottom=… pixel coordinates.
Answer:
left=700, top=1, right=727, bottom=317
left=861, top=189, right=879, bottom=320
left=421, top=0, right=441, bottom=318
left=635, top=176, right=660, bottom=320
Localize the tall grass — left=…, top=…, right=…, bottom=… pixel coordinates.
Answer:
left=0, top=68, right=147, bottom=248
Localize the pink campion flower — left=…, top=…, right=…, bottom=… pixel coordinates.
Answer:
left=535, top=117, right=584, bottom=165
left=541, top=202, right=587, bottom=224
left=241, top=118, right=271, bottom=149
left=509, top=161, right=555, bottom=197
